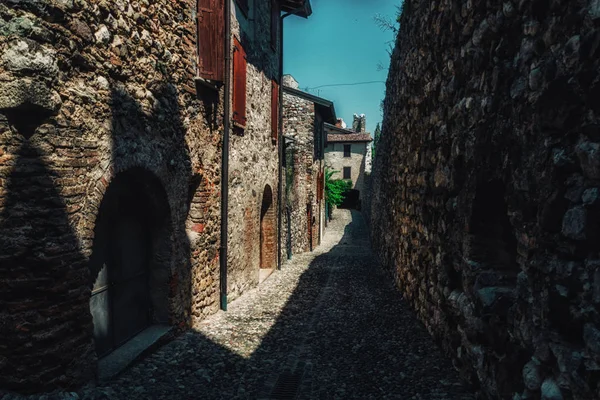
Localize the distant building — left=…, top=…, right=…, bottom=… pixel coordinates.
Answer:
left=282, top=76, right=336, bottom=257
left=325, top=115, right=373, bottom=204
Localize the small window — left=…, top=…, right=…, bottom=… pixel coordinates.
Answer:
left=343, top=167, right=351, bottom=180
left=343, top=144, right=351, bottom=157
left=233, top=37, right=247, bottom=128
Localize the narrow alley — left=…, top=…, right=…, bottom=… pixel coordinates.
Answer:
left=65, top=210, right=473, bottom=400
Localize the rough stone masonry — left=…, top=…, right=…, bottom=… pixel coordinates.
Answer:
left=369, top=0, right=600, bottom=399
left=0, top=0, right=222, bottom=392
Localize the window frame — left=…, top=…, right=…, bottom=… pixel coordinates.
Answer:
left=343, top=167, right=351, bottom=180
left=343, top=144, right=351, bottom=158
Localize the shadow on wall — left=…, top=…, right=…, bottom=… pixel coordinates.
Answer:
left=0, top=137, right=95, bottom=391
left=0, top=79, right=198, bottom=393
left=87, top=84, right=195, bottom=360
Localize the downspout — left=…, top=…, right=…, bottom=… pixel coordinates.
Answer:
left=278, top=5, right=305, bottom=270
left=220, top=0, right=232, bottom=311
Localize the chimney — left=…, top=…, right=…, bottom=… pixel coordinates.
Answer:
left=352, top=114, right=366, bottom=133
left=282, top=74, right=299, bottom=89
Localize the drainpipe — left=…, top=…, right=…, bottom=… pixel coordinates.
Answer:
left=220, top=0, right=232, bottom=311
left=278, top=5, right=305, bottom=270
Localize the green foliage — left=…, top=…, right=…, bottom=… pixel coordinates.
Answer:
left=325, top=169, right=352, bottom=212
left=372, top=122, right=382, bottom=159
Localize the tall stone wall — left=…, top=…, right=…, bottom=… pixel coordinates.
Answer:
left=282, top=91, right=318, bottom=255
left=0, top=0, right=221, bottom=392
left=226, top=1, right=281, bottom=300
left=371, top=1, right=600, bottom=399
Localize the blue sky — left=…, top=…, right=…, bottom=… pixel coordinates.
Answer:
left=283, top=0, right=401, bottom=135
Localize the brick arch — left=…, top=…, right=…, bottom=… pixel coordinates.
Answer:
left=260, top=184, right=276, bottom=270
left=88, top=167, right=173, bottom=357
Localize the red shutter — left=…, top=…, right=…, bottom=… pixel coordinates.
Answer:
left=197, top=0, right=224, bottom=81
left=233, top=37, right=247, bottom=127
left=271, top=0, right=279, bottom=50
left=271, top=80, right=279, bottom=142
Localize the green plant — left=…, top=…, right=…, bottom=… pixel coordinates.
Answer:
left=325, top=169, right=352, bottom=217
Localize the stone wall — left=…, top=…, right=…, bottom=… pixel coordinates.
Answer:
left=226, top=0, right=281, bottom=301
left=370, top=1, right=600, bottom=399
left=0, top=0, right=221, bottom=392
left=282, top=90, right=321, bottom=255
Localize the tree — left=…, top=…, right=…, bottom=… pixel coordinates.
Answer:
left=325, top=169, right=352, bottom=219
left=372, top=123, right=381, bottom=159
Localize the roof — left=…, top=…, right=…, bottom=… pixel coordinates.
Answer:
left=284, top=86, right=336, bottom=124
left=324, top=123, right=372, bottom=143
left=280, top=0, right=312, bottom=18
left=327, top=133, right=373, bottom=143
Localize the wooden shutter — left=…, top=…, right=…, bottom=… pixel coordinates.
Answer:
left=271, top=80, right=279, bottom=142
left=271, top=0, right=279, bottom=50
left=233, top=37, right=247, bottom=127
left=197, top=0, right=224, bottom=81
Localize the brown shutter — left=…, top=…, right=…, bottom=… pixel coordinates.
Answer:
left=233, top=37, right=247, bottom=127
left=197, top=0, right=225, bottom=82
left=271, top=80, right=279, bottom=142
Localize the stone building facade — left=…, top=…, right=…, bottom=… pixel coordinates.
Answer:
left=0, top=0, right=311, bottom=394
left=369, top=0, right=600, bottom=399
left=325, top=117, right=372, bottom=194
left=282, top=77, right=335, bottom=257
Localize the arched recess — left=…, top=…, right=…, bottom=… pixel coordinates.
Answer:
left=88, top=167, right=172, bottom=357
left=260, top=184, right=276, bottom=272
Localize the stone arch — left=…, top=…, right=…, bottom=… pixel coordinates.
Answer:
left=260, top=184, right=276, bottom=271
left=88, top=167, right=172, bottom=357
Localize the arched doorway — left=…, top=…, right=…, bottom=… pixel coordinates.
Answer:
left=89, top=168, right=172, bottom=357
left=260, top=185, right=276, bottom=279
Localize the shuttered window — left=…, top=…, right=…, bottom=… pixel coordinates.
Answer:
left=197, top=0, right=225, bottom=82
left=271, top=80, right=279, bottom=142
left=271, top=0, right=279, bottom=50
left=233, top=37, right=247, bottom=128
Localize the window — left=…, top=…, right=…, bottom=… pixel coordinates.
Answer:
left=235, top=0, right=249, bottom=16
left=271, top=0, right=279, bottom=50
left=343, top=167, right=351, bottom=180
left=233, top=37, right=247, bottom=128
left=343, top=144, right=351, bottom=157
left=197, top=0, right=225, bottom=82
left=271, top=80, right=279, bottom=142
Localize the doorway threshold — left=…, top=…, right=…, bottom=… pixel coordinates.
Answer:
left=259, top=268, right=275, bottom=283
left=98, top=325, right=172, bottom=381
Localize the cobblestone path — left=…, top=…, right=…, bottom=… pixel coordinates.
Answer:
left=22, top=210, right=475, bottom=400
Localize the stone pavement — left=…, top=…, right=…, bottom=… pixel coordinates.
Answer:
left=8, top=210, right=476, bottom=400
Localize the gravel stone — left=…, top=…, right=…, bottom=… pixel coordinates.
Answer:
left=10, top=210, right=475, bottom=400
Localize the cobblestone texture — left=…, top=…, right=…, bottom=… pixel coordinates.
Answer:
left=5, top=210, right=476, bottom=400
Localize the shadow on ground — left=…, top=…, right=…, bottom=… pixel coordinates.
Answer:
left=83, top=210, right=476, bottom=400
